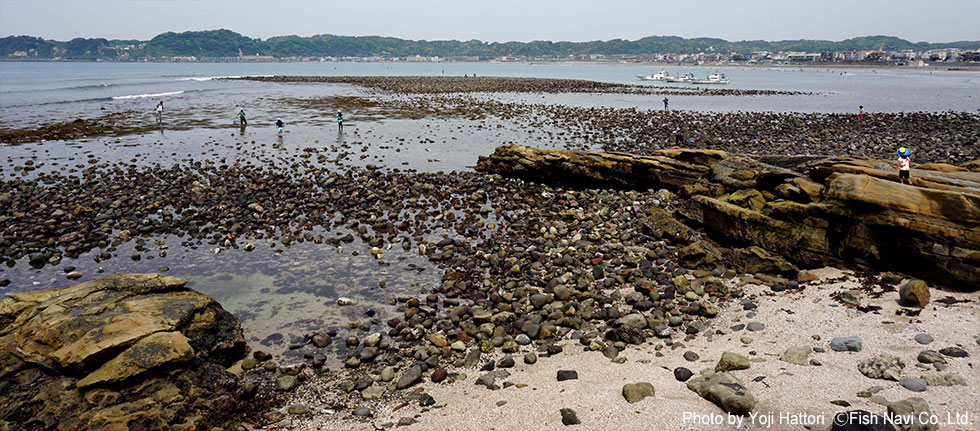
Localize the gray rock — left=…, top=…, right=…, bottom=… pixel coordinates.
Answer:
left=560, top=408, right=581, bottom=426
left=746, top=322, right=765, bottom=332
left=780, top=346, right=811, bottom=366
left=396, top=417, right=417, bottom=427
left=530, top=294, right=550, bottom=309
left=674, top=367, right=693, bottom=382
left=515, top=334, right=531, bottom=345
left=858, top=354, right=904, bottom=381
left=464, top=348, right=481, bottom=367
left=616, top=313, right=647, bottom=329
left=683, top=351, right=700, bottom=362
left=686, top=371, right=756, bottom=415
left=622, top=382, right=655, bottom=404
left=498, top=356, right=515, bottom=368
left=899, top=378, right=927, bottom=392
left=277, top=375, right=298, bottom=391
left=475, top=369, right=510, bottom=390
left=395, top=365, right=422, bottom=390
left=311, top=333, right=332, bottom=348
left=352, top=407, right=372, bottom=417
left=524, top=352, right=537, bottom=364
left=887, top=398, right=937, bottom=431
left=381, top=366, right=395, bottom=382
left=593, top=343, right=614, bottom=359
left=913, top=334, right=933, bottom=345
left=839, top=290, right=862, bottom=306
left=921, top=372, right=966, bottom=386
left=831, top=336, right=863, bottom=352
left=715, top=351, right=750, bottom=372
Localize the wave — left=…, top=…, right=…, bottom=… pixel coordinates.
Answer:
left=0, top=82, right=117, bottom=94
left=112, top=91, right=184, bottom=100
left=173, top=74, right=273, bottom=81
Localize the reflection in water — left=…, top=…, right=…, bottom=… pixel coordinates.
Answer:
left=0, top=226, right=441, bottom=363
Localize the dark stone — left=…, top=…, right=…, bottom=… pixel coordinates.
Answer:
left=560, top=408, right=581, bottom=426
left=557, top=370, right=578, bottom=381
left=939, top=347, right=968, bottom=358
left=431, top=368, right=448, bottom=383
left=674, top=367, right=693, bottom=382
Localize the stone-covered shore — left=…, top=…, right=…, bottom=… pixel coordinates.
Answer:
left=2, top=75, right=979, bottom=430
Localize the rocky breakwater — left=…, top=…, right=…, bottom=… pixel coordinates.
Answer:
left=0, top=273, right=249, bottom=430
left=475, top=145, right=980, bottom=290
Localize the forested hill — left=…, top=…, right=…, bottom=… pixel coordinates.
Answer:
left=1, top=29, right=977, bottom=60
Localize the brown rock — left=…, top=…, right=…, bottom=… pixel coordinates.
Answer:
left=899, top=280, right=930, bottom=307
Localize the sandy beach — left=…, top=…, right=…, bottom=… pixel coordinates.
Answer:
left=272, top=267, right=980, bottom=431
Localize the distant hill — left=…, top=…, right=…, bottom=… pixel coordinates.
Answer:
left=1, top=30, right=977, bottom=60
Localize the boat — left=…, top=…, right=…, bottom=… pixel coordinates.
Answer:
left=690, top=72, right=730, bottom=84
left=637, top=70, right=670, bottom=81
left=665, top=73, right=695, bottom=83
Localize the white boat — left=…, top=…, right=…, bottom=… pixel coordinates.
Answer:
left=690, top=72, right=730, bottom=84
left=637, top=70, right=670, bottom=81
left=665, top=72, right=695, bottom=83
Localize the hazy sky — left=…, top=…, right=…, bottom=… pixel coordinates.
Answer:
left=1, top=0, right=977, bottom=42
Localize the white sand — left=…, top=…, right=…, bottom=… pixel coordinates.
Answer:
left=276, top=268, right=980, bottom=431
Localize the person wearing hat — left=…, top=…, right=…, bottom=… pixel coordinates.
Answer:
left=897, top=147, right=912, bottom=185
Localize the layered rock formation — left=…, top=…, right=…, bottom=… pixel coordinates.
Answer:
left=0, top=273, right=248, bottom=430
left=475, top=145, right=980, bottom=290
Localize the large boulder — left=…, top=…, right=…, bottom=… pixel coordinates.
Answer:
left=0, top=273, right=248, bottom=431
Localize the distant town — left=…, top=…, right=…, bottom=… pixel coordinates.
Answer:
left=2, top=30, right=978, bottom=66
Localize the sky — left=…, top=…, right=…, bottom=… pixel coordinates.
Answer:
left=1, top=0, right=978, bottom=43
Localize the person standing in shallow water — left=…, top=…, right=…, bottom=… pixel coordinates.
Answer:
left=663, top=97, right=669, bottom=110
left=897, top=147, right=912, bottom=185
left=238, top=109, right=247, bottom=126
left=154, top=101, right=163, bottom=123
left=337, top=110, right=343, bottom=129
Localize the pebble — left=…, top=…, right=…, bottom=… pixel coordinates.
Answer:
left=938, top=347, right=968, bottom=358
left=746, top=322, right=765, bottom=331
left=559, top=408, right=581, bottom=426
left=830, top=336, right=863, bottom=352
left=524, top=352, right=537, bottom=364
left=557, top=370, right=578, bottom=381
left=287, top=403, right=310, bottom=415
left=396, top=365, right=423, bottom=390
left=900, top=378, right=927, bottom=392
left=913, top=334, right=934, bottom=345
left=431, top=368, right=448, bottom=383
left=621, top=382, right=655, bottom=404
left=352, top=407, right=372, bottom=417
left=683, top=351, right=700, bottom=362
left=715, top=352, right=750, bottom=372
left=673, top=367, right=693, bottom=382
